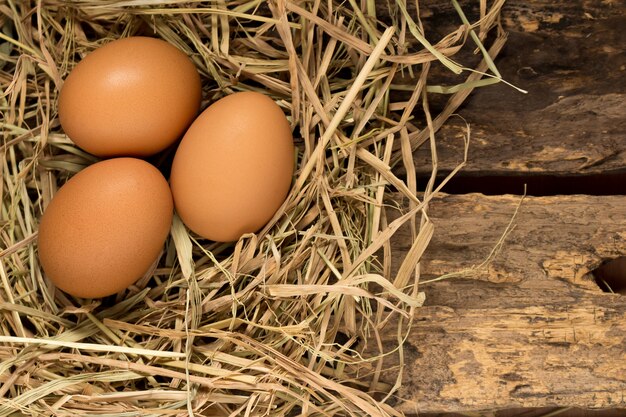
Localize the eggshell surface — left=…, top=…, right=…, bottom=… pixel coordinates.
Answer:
left=38, top=158, right=173, bottom=298
left=170, top=92, right=294, bottom=242
left=58, top=36, right=201, bottom=157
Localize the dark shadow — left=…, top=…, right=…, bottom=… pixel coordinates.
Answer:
left=417, top=170, right=626, bottom=196
left=593, top=256, right=626, bottom=295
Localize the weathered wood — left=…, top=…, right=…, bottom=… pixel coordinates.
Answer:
left=376, top=193, right=626, bottom=413
left=421, top=408, right=626, bottom=417
left=399, top=0, right=626, bottom=176
left=408, top=194, right=626, bottom=290
left=379, top=1, right=626, bottom=413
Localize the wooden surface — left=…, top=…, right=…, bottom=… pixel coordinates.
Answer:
left=378, top=194, right=626, bottom=413
left=422, top=408, right=626, bottom=417
left=370, top=0, right=626, bottom=413
left=405, top=0, right=626, bottom=180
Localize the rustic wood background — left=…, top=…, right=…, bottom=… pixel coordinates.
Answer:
left=377, top=0, right=626, bottom=414
left=411, top=0, right=626, bottom=184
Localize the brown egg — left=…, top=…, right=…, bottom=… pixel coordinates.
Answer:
left=38, top=158, right=173, bottom=298
left=170, top=92, right=294, bottom=242
left=58, top=36, right=201, bottom=157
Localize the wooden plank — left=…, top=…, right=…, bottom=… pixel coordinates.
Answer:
left=375, top=193, right=626, bottom=413
left=421, top=408, right=626, bottom=417
left=408, top=194, right=625, bottom=291
left=396, top=0, right=626, bottom=176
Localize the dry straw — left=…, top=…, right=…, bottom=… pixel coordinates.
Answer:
left=1, top=0, right=507, bottom=415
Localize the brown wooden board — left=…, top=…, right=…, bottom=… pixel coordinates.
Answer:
left=422, top=409, right=626, bottom=417
left=374, top=193, right=626, bottom=413
left=395, top=1, right=626, bottom=182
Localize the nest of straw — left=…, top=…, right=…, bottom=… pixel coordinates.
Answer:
left=1, top=1, right=507, bottom=415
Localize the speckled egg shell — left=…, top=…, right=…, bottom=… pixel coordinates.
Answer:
left=38, top=158, right=173, bottom=298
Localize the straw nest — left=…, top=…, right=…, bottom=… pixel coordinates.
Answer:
left=1, top=1, right=507, bottom=415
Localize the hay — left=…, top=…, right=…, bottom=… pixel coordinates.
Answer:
left=1, top=1, right=507, bottom=415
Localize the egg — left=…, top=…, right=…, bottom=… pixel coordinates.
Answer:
left=58, top=36, right=201, bottom=157
left=38, top=158, right=173, bottom=298
left=169, top=92, right=294, bottom=242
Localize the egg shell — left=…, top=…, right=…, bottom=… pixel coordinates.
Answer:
left=38, top=158, right=173, bottom=298
left=169, top=92, right=294, bottom=242
left=58, top=36, right=201, bottom=157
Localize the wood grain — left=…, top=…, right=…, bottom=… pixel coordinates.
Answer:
left=421, top=408, right=626, bottom=417
left=369, top=1, right=626, bottom=413
left=392, top=0, right=626, bottom=177
left=374, top=193, right=626, bottom=413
